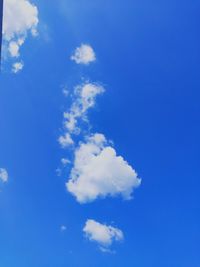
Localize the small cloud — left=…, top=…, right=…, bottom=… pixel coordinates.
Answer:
left=12, top=61, right=24, bottom=73
left=83, top=219, right=124, bottom=251
left=99, top=246, right=116, bottom=254
left=0, top=168, right=9, bottom=183
left=71, top=44, right=96, bottom=65
left=58, top=133, right=74, bottom=148
left=56, top=168, right=62, bottom=177
left=63, top=88, right=69, bottom=97
left=61, top=158, right=71, bottom=166
left=61, top=85, right=69, bottom=97
left=60, top=225, right=67, bottom=232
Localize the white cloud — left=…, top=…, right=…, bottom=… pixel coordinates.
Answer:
left=8, top=39, right=24, bottom=57
left=83, top=219, right=124, bottom=249
left=99, top=246, right=116, bottom=254
left=12, top=61, right=24, bottom=73
left=3, top=0, right=39, bottom=40
left=0, top=168, right=8, bottom=183
left=2, top=0, right=39, bottom=66
left=58, top=133, right=74, bottom=148
left=59, top=83, right=104, bottom=148
left=63, top=83, right=104, bottom=134
left=71, top=44, right=96, bottom=65
left=66, top=133, right=141, bottom=203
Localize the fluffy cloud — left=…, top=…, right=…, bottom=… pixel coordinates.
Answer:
left=66, top=133, right=141, bottom=203
left=71, top=44, right=96, bottom=65
left=8, top=39, right=24, bottom=57
left=58, top=133, right=74, bottom=148
left=0, top=168, right=8, bottom=183
left=3, top=0, right=39, bottom=40
left=59, top=83, right=104, bottom=147
left=12, top=61, right=24, bottom=73
left=83, top=219, right=124, bottom=249
left=2, top=0, right=39, bottom=69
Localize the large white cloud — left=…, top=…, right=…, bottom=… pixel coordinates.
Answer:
left=71, top=44, right=96, bottom=65
left=66, top=133, right=141, bottom=203
left=83, top=219, right=124, bottom=249
left=2, top=0, right=39, bottom=71
left=0, top=168, right=8, bottom=183
left=59, top=83, right=104, bottom=147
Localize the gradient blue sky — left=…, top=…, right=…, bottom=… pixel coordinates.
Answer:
left=0, top=0, right=200, bottom=266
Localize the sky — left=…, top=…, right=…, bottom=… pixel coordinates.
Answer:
left=0, top=0, right=200, bottom=266
left=0, top=0, right=2, bottom=61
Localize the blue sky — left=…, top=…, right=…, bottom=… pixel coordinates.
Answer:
left=0, top=0, right=200, bottom=266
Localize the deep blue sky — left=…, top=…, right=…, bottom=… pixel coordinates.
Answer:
left=0, top=0, right=200, bottom=266
left=0, top=0, right=3, bottom=60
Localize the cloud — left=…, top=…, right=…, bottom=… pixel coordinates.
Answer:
left=0, top=168, right=8, bottom=183
left=62, top=88, right=69, bottom=97
left=3, top=0, right=39, bottom=40
left=8, top=39, right=24, bottom=57
left=64, top=83, right=104, bottom=133
left=59, top=83, right=104, bottom=147
left=58, top=133, right=74, bottom=148
left=66, top=133, right=141, bottom=203
left=61, top=158, right=71, bottom=166
left=12, top=61, right=24, bottom=73
left=99, top=246, right=116, bottom=254
left=83, top=219, right=124, bottom=250
left=2, top=0, right=39, bottom=67
left=71, top=44, right=96, bottom=65
left=60, top=225, right=67, bottom=232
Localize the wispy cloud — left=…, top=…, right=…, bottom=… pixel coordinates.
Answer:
left=0, top=168, right=8, bottom=183
left=61, top=158, right=71, bottom=166
left=59, top=82, right=104, bottom=147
